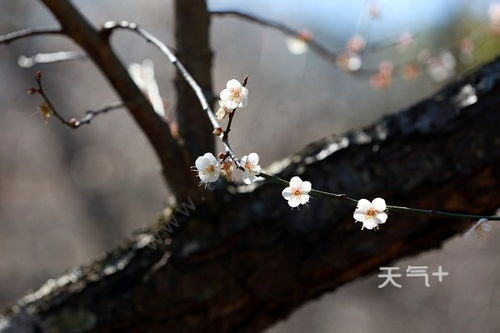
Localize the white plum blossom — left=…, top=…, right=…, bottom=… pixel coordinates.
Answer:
left=220, top=79, right=248, bottom=109
left=195, top=153, right=220, bottom=184
left=215, top=100, right=232, bottom=120
left=281, top=176, right=312, bottom=208
left=241, top=153, right=262, bottom=184
left=353, top=198, right=388, bottom=230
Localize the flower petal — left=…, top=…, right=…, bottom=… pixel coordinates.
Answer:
left=220, top=89, right=231, bottom=101
left=353, top=209, right=367, bottom=222
left=301, top=181, right=312, bottom=193
left=288, top=197, right=301, bottom=208
left=362, top=219, right=378, bottom=230
left=239, top=96, right=248, bottom=108
left=282, top=187, right=292, bottom=199
left=243, top=172, right=255, bottom=185
left=372, top=197, right=387, bottom=211
left=299, top=193, right=310, bottom=204
left=289, top=176, right=302, bottom=188
left=195, top=156, right=208, bottom=170
left=376, top=212, right=388, bottom=224
left=226, top=79, right=241, bottom=90
left=356, top=199, right=371, bottom=210
left=241, top=86, right=249, bottom=97
left=248, top=152, right=259, bottom=165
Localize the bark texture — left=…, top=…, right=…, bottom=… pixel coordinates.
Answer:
left=1, top=57, right=500, bottom=333
left=174, top=0, right=215, bottom=157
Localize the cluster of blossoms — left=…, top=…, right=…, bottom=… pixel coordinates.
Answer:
left=194, top=78, right=390, bottom=230
left=216, top=79, right=248, bottom=120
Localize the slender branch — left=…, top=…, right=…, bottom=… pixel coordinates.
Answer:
left=211, top=10, right=338, bottom=64
left=31, top=71, right=124, bottom=128
left=18, top=51, right=87, bottom=68
left=0, top=28, right=62, bottom=44
left=100, top=21, right=243, bottom=167
left=259, top=172, right=500, bottom=221
left=211, top=10, right=412, bottom=66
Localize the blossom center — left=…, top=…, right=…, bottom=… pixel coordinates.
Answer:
left=204, top=164, right=216, bottom=175
left=231, top=88, right=241, bottom=100
left=292, top=188, right=302, bottom=196
left=244, top=161, right=254, bottom=171
left=365, top=207, right=378, bottom=218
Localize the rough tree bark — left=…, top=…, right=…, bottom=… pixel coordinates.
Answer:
left=1, top=55, right=500, bottom=332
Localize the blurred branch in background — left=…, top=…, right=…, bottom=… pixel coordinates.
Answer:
left=18, top=51, right=87, bottom=68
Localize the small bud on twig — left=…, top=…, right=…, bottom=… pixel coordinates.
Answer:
left=35, top=71, right=42, bottom=80
left=213, top=127, right=223, bottom=136
left=27, top=87, right=38, bottom=95
left=68, top=118, right=79, bottom=128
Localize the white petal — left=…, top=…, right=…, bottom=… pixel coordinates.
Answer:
left=353, top=210, right=367, bottom=222
left=376, top=212, right=388, bottom=224
left=372, top=197, right=387, bottom=211
left=356, top=199, right=371, bottom=210
left=301, top=181, right=311, bottom=193
left=199, top=169, right=219, bottom=183
left=288, top=197, right=301, bottom=208
left=203, top=152, right=217, bottom=163
left=299, top=193, right=310, bottom=204
left=220, top=89, right=231, bottom=101
left=289, top=176, right=302, bottom=188
left=222, top=99, right=238, bottom=110
left=248, top=152, right=259, bottom=165
left=239, top=95, right=248, bottom=108
left=243, top=172, right=255, bottom=185
left=241, top=86, right=249, bottom=97
left=282, top=187, right=292, bottom=199
left=253, top=165, right=262, bottom=173
left=241, top=155, right=248, bottom=164
left=195, top=156, right=208, bottom=170
left=362, top=219, right=378, bottom=230
left=226, top=79, right=241, bottom=90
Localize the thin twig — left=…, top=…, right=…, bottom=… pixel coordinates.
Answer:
left=0, top=28, right=62, bottom=44
left=100, top=21, right=243, bottom=168
left=211, top=10, right=338, bottom=64
left=258, top=173, right=500, bottom=221
left=32, top=71, right=124, bottom=128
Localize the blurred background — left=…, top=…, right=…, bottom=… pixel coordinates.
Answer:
left=1, top=0, right=499, bottom=331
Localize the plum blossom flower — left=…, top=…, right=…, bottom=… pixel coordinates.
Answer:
left=281, top=176, right=312, bottom=208
left=241, top=152, right=262, bottom=184
left=353, top=198, right=388, bottom=230
left=215, top=100, right=232, bottom=120
left=220, top=79, right=248, bottom=109
left=195, top=152, right=220, bottom=184
left=220, top=160, right=235, bottom=181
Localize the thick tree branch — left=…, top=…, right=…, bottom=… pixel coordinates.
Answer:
left=2, top=57, right=500, bottom=333
left=174, top=0, right=215, bottom=157
left=38, top=0, right=200, bottom=202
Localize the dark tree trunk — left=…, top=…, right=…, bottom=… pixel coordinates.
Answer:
left=1, top=58, right=500, bottom=332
